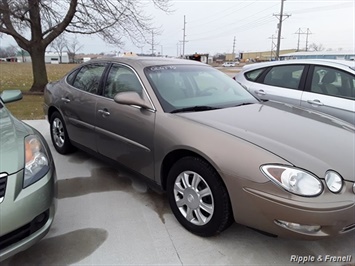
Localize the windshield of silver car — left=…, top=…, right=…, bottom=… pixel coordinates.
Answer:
left=144, top=65, right=258, bottom=112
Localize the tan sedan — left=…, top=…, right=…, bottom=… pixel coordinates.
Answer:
left=44, top=57, right=355, bottom=239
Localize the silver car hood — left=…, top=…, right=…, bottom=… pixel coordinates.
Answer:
left=177, top=101, right=355, bottom=182
left=0, top=106, right=29, bottom=175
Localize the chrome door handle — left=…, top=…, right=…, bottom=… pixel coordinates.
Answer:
left=255, top=90, right=265, bottom=96
left=98, top=109, right=110, bottom=116
left=307, top=99, right=324, bottom=106
left=61, top=97, right=70, bottom=103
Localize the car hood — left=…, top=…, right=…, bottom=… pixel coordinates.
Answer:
left=0, top=105, right=31, bottom=175
left=177, top=101, right=355, bottom=182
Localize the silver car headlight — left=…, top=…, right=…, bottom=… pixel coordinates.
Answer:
left=24, top=135, right=50, bottom=188
left=325, top=171, right=343, bottom=193
left=261, top=165, right=323, bottom=197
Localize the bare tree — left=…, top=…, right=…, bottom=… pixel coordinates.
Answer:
left=0, top=0, right=171, bottom=92
left=309, top=43, right=325, bottom=52
left=50, top=33, right=67, bottom=63
left=0, top=45, right=17, bottom=57
left=66, top=35, right=83, bottom=63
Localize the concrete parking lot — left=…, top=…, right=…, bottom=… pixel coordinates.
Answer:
left=3, top=120, right=355, bottom=266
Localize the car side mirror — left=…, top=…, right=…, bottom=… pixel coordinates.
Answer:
left=0, top=90, right=23, bottom=104
left=114, top=91, right=152, bottom=110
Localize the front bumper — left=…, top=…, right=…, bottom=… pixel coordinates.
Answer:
left=0, top=164, right=57, bottom=261
left=225, top=175, right=355, bottom=239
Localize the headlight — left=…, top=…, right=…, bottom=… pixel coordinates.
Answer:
left=24, top=135, right=50, bottom=188
left=261, top=165, right=323, bottom=197
left=325, top=171, right=343, bottom=193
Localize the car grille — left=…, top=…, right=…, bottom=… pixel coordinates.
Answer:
left=0, top=210, right=49, bottom=251
left=0, top=173, right=7, bottom=203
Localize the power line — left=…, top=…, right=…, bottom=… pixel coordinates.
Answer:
left=188, top=1, right=257, bottom=29
left=159, top=3, right=279, bottom=42
left=189, top=16, right=274, bottom=42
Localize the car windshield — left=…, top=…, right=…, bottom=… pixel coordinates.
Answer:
left=144, top=65, right=258, bottom=112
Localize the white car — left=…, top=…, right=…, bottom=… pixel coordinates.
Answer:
left=222, top=62, right=236, bottom=67
left=234, top=59, right=355, bottom=124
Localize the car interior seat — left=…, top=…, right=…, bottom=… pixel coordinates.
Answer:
left=311, top=72, right=323, bottom=93
left=321, top=71, right=339, bottom=96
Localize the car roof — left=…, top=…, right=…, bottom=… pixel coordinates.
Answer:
left=241, top=59, right=355, bottom=71
left=87, top=56, right=207, bottom=68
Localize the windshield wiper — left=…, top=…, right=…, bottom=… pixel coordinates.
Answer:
left=171, top=106, right=220, bottom=113
left=234, top=102, right=254, bottom=107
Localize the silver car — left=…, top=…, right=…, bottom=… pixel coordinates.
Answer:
left=234, top=59, right=355, bottom=124
left=0, top=90, right=57, bottom=262
left=44, top=57, right=355, bottom=239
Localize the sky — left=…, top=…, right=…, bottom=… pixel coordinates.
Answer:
left=0, top=0, right=354, bottom=56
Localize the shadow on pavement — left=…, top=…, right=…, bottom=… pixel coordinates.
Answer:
left=4, top=228, right=108, bottom=266
left=58, top=166, right=170, bottom=223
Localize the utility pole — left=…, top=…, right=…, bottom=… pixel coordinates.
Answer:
left=273, top=0, right=290, bottom=59
left=295, top=28, right=304, bottom=51
left=268, top=34, right=278, bottom=60
left=232, top=36, right=236, bottom=59
left=305, top=28, right=312, bottom=51
left=181, top=15, right=188, bottom=57
left=150, top=31, right=156, bottom=56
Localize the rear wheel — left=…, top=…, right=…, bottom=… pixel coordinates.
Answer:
left=167, top=156, right=233, bottom=236
left=50, top=111, right=74, bottom=154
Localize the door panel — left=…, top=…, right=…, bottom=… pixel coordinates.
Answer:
left=96, top=64, right=155, bottom=178
left=61, top=63, right=106, bottom=151
left=61, top=86, right=98, bottom=151
left=301, top=65, right=355, bottom=124
left=250, top=64, right=305, bottom=106
left=248, top=82, right=303, bottom=106
left=301, top=92, right=355, bottom=124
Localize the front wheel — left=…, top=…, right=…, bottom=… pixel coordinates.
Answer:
left=50, top=111, right=74, bottom=154
left=167, top=156, right=233, bottom=237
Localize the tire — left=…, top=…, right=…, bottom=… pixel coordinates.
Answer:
left=167, top=156, right=233, bottom=237
left=50, top=111, right=74, bottom=154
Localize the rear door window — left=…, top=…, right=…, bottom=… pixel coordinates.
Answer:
left=72, top=64, right=106, bottom=94
left=245, top=68, right=265, bottom=81
left=310, top=66, right=355, bottom=100
left=262, top=65, right=305, bottom=90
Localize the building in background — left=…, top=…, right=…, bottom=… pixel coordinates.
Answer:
left=184, top=53, right=212, bottom=64
left=240, top=49, right=296, bottom=62
left=279, top=51, right=355, bottom=60
left=45, top=52, right=69, bottom=64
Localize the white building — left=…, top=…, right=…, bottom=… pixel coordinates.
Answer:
left=45, top=51, right=69, bottom=64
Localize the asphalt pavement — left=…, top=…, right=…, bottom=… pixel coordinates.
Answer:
left=2, top=120, right=355, bottom=266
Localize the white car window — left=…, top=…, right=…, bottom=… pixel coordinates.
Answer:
left=311, top=66, right=355, bottom=100
left=245, top=68, right=265, bottom=81
left=263, top=65, right=305, bottom=90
